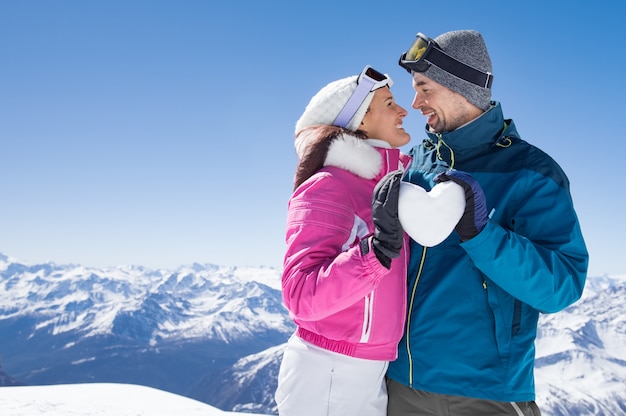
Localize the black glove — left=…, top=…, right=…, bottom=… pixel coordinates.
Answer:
left=371, top=170, right=404, bottom=268
left=434, top=170, right=488, bottom=241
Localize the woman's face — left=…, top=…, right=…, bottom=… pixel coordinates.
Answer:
left=359, top=87, right=411, bottom=148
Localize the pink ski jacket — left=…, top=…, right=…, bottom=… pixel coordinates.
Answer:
left=282, top=131, right=412, bottom=361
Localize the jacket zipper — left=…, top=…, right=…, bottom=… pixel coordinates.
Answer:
left=406, top=246, right=427, bottom=387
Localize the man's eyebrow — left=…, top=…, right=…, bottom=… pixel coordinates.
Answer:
left=414, top=80, right=427, bottom=87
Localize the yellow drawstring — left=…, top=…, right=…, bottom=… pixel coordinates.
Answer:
left=497, top=121, right=512, bottom=147
left=435, top=134, right=456, bottom=170
left=496, top=137, right=512, bottom=148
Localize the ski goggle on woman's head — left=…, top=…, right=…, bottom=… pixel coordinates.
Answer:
left=398, top=32, right=493, bottom=89
left=333, top=65, right=392, bottom=128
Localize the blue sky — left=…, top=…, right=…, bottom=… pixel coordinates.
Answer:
left=1, top=0, right=624, bottom=276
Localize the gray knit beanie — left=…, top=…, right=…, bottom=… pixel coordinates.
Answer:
left=424, top=30, right=492, bottom=110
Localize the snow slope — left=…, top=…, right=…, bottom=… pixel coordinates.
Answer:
left=0, top=383, right=270, bottom=416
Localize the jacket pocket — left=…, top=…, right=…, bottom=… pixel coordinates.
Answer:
left=359, top=291, right=374, bottom=343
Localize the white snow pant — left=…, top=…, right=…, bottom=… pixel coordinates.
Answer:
left=275, top=334, right=388, bottom=416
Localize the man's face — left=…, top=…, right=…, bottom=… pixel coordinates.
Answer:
left=411, top=72, right=483, bottom=133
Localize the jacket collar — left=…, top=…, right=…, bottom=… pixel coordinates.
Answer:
left=424, top=102, right=519, bottom=155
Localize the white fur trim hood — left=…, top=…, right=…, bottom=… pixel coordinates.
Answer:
left=295, top=129, right=384, bottom=180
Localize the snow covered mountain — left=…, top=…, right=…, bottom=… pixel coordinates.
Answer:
left=1, top=252, right=625, bottom=415
left=195, top=343, right=285, bottom=414
left=0, top=253, right=290, bottom=343
left=0, top=252, right=294, bottom=412
left=534, top=274, right=626, bottom=415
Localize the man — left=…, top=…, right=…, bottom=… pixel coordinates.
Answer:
left=386, top=30, right=589, bottom=416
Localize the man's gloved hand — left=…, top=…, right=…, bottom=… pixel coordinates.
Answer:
left=371, top=170, right=404, bottom=268
left=434, top=170, right=488, bottom=242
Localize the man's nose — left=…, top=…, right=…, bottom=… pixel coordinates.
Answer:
left=412, top=93, right=424, bottom=109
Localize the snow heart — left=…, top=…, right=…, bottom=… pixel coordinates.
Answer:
left=398, top=181, right=466, bottom=246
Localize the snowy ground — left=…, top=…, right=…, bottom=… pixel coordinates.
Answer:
left=0, top=383, right=269, bottom=416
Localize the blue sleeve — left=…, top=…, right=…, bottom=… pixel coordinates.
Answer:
left=461, top=171, right=589, bottom=313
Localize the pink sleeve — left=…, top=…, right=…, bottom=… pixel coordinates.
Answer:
left=281, top=174, right=387, bottom=321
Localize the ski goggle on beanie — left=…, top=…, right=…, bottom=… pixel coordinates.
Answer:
left=334, top=65, right=391, bottom=128
left=399, top=32, right=493, bottom=89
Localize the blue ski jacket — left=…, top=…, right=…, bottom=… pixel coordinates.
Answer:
left=386, top=102, right=588, bottom=402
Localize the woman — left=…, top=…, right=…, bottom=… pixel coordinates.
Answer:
left=274, top=66, right=412, bottom=416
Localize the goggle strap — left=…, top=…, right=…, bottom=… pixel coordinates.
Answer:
left=333, top=77, right=376, bottom=128
left=428, top=48, right=493, bottom=88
